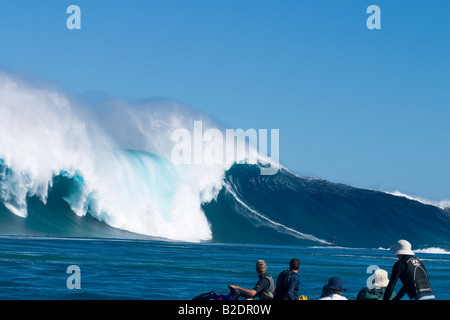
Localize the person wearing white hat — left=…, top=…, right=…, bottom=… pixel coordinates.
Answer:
left=373, top=269, right=390, bottom=288
left=357, top=269, right=396, bottom=300
left=356, top=269, right=396, bottom=300
left=383, top=240, right=435, bottom=300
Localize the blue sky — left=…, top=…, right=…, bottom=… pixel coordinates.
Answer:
left=0, top=0, right=449, bottom=200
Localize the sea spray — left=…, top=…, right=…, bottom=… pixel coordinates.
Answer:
left=0, top=71, right=221, bottom=241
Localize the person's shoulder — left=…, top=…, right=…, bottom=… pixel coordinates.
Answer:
left=278, top=269, right=289, bottom=276
left=290, top=272, right=299, bottom=281
left=392, top=259, right=405, bottom=268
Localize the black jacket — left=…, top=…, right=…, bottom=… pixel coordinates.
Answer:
left=383, top=255, right=433, bottom=300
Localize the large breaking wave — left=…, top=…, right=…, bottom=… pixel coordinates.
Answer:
left=0, top=72, right=221, bottom=242
left=1, top=71, right=449, bottom=250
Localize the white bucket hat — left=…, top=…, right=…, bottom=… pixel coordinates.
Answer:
left=373, top=269, right=390, bottom=288
left=390, top=239, right=415, bottom=256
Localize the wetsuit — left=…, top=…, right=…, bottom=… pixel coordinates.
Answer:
left=274, top=271, right=299, bottom=300
left=286, top=272, right=299, bottom=300
left=253, top=274, right=275, bottom=300
left=383, top=255, right=434, bottom=300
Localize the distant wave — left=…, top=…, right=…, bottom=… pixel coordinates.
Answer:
left=199, top=164, right=450, bottom=249
left=414, top=247, right=450, bottom=255
left=378, top=247, right=450, bottom=255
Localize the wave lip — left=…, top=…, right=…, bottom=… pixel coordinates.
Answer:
left=385, top=190, right=450, bottom=211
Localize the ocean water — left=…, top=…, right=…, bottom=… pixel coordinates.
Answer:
left=0, top=235, right=449, bottom=300
left=1, top=72, right=449, bottom=301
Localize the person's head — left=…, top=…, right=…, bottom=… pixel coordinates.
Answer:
left=390, top=239, right=414, bottom=259
left=255, top=260, right=267, bottom=276
left=323, top=277, right=346, bottom=296
left=289, top=258, right=300, bottom=272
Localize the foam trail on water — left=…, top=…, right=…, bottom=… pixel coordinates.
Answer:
left=223, top=182, right=330, bottom=244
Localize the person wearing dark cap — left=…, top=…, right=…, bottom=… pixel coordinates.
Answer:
left=319, top=277, right=348, bottom=300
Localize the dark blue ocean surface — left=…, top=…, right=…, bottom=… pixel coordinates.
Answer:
left=0, top=236, right=448, bottom=300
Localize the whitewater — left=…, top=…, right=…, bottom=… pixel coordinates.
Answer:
left=0, top=71, right=234, bottom=242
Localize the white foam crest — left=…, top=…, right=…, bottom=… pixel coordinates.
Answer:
left=0, top=72, right=97, bottom=213
left=82, top=97, right=281, bottom=204
left=0, top=72, right=215, bottom=242
left=385, top=190, right=450, bottom=210
left=79, top=97, right=234, bottom=206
